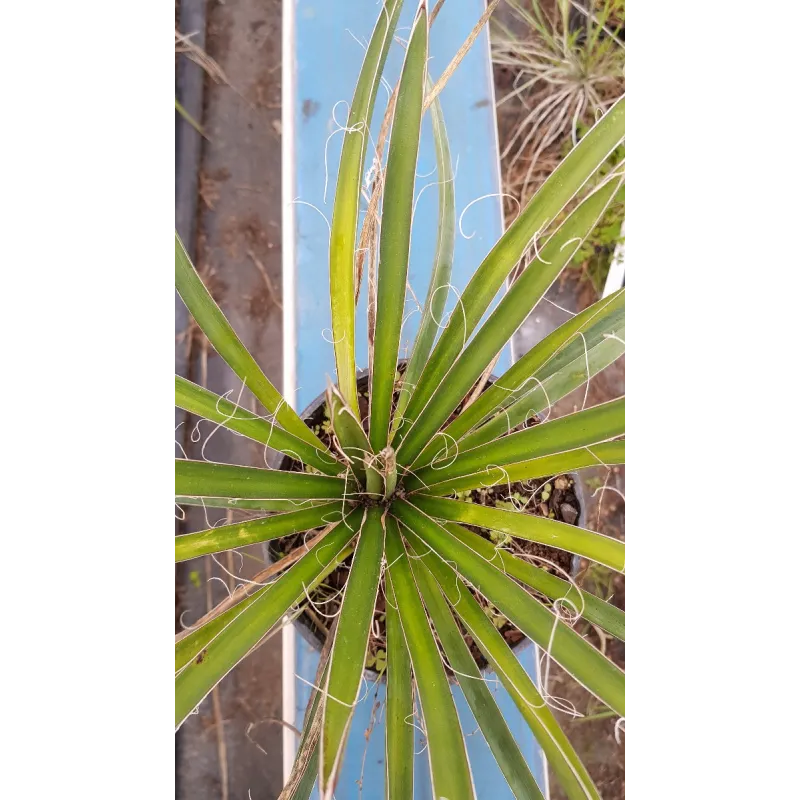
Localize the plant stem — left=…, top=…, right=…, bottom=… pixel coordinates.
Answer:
left=384, top=464, right=398, bottom=499
left=366, top=466, right=383, bottom=497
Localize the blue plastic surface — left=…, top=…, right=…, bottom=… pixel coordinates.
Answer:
left=288, top=1, right=547, bottom=796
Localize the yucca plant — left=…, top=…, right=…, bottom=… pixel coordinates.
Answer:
left=175, top=2, right=624, bottom=798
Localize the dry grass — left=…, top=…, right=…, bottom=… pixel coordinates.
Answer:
left=492, top=0, right=625, bottom=201
left=175, top=28, right=229, bottom=85
left=246, top=247, right=283, bottom=311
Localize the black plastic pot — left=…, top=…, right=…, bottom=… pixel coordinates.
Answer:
left=266, top=370, right=383, bottom=676
left=266, top=366, right=585, bottom=679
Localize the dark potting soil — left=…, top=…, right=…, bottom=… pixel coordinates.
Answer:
left=271, top=371, right=582, bottom=674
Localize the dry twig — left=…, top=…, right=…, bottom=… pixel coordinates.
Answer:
left=205, top=553, right=230, bottom=800
left=246, top=247, right=283, bottom=311
left=277, top=618, right=338, bottom=799
left=175, top=29, right=229, bottom=85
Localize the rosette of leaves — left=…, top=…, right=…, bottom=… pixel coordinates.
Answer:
left=175, top=2, right=624, bottom=798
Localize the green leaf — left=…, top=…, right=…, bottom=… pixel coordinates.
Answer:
left=175, top=98, right=204, bottom=136
left=406, top=396, right=624, bottom=489
left=418, top=440, right=625, bottom=496
left=329, top=0, right=405, bottom=410
left=175, top=502, right=343, bottom=562
left=175, top=460, right=349, bottom=500
left=384, top=517, right=476, bottom=800
left=176, top=591, right=267, bottom=674
left=453, top=329, right=625, bottom=455
left=482, top=333, right=624, bottom=446
left=176, top=496, right=329, bottom=513
left=385, top=577, right=414, bottom=800
left=369, top=6, right=428, bottom=451
left=408, top=555, right=545, bottom=800
left=176, top=376, right=340, bottom=476
left=320, top=509, right=385, bottom=797
left=402, top=527, right=600, bottom=800
left=175, top=510, right=362, bottom=727
left=175, top=233, right=323, bottom=449
left=438, top=522, right=624, bottom=641
left=175, top=544, right=354, bottom=675
left=390, top=73, right=455, bottom=439
left=393, top=501, right=624, bottom=716
left=395, top=175, right=623, bottom=465
left=412, top=495, right=625, bottom=572
left=413, top=289, right=625, bottom=466
left=391, top=97, right=625, bottom=452
left=326, top=382, right=372, bottom=487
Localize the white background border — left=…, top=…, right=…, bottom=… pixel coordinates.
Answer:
left=2, top=0, right=799, bottom=796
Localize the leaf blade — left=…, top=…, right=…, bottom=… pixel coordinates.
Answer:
left=393, top=500, right=625, bottom=716
left=408, top=397, right=624, bottom=488
left=385, top=516, right=476, bottom=800
left=390, top=73, right=455, bottom=439
left=176, top=591, right=267, bottom=674
left=175, top=375, right=340, bottom=476
left=395, top=175, right=623, bottom=465
left=279, top=664, right=327, bottom=800
left=402, top=526, right=601, bottom=800
left=175, top=496, right=329, bottom=513
left=175, top=541, right=354, bottom=674
left=413, top=494, right=625, bottom=572
left=438, top=521, right=624, bottom=641
left=422, top=290, right=624, bottom=459
left=175, top=233, right=322, bottom=448
left=369, top=5, right=429, bottom=451
left=392, top=97, right=625, bottom=452
left=175, top=511, right=362, bottom=728
left=326, top=382, right=372, bottom=487
left=408, top=553, right=545, bottom=800
left=175, top=502, right=343, bottom=562
left=175, top=460, right=349, bottom=500
left=452, top=329, right=625, bottom=455
left=385, top=576, right=414, bottom=800
left=329, top=0, right=405, bottom=409
left=416, top=440, right=625, bottom=496
left=320, top=508, right=385, bottom=797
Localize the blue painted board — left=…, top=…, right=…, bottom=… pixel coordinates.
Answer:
left=288, top=0, right=548, bottom=796
left=291, top=0, right=509, bottom=398
left=295, top=637, right=547, bottom=799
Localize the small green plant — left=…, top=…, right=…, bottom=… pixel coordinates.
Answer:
left=484, top=602, right=512, bottom=631
left=571, top=199, right=623, bottom=294
left=489, top=528, right=513, bottom=547
left=582, top=561, right=617, bottom=603
left=365, top=648, right=388, bottom=673
left=175, top=2, right=624, bottom=798
left=563, top=128, right=625, bottom=293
